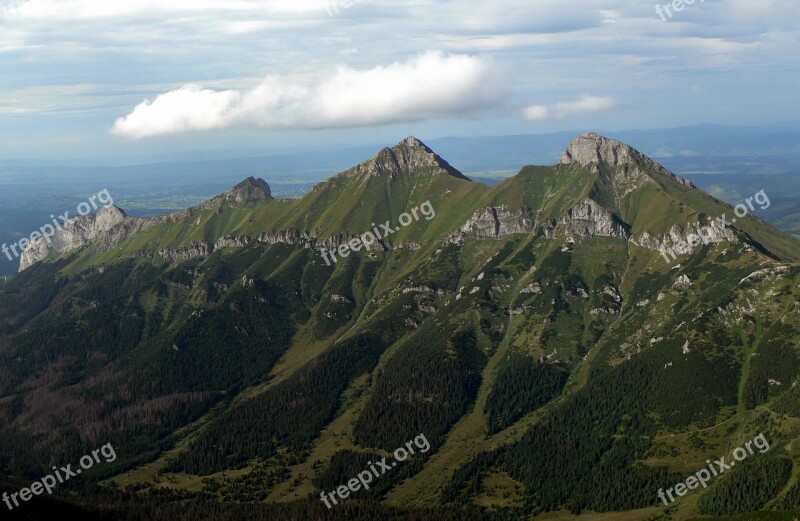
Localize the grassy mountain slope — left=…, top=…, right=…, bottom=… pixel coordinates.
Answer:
left=1, top=134, right=800, bottom=521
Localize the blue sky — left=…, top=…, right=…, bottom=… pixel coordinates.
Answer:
left=0, top=0, right=798, bottom=160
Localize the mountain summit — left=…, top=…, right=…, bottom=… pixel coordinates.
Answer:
left=227, top=176, right=272, bottom=202
left=344, top=136, right=469, bottom=180
left=560, top=132, right=694, bottom=192
left=560, top=132, right=645, bottom=167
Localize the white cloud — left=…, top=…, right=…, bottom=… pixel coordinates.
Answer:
left=2, top=0, right=799, bottom=156
left=113, top=52, right=498, bottom=138
left=112, top=86, right=241, bottom=137
left=522, top=95, right=617, bottom=122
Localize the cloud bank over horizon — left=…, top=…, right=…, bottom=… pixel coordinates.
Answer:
left=112, top=53, right=498, bottom=139
left=522, top=96, right=617, bottom=122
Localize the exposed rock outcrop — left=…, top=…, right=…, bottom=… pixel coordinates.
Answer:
left=142, top=241, right=213, bottom=262
left=228, top=177, right=272, bottom=202
left=632, top=220, right=740, bottom=260
left=561, top=132, right=694, bottom=189
left=450, top=198, right=630, bottom=244
left=215, top=235, right=251, bottom=250
left=257, top=229, right=315, bottom=247
left=134, top=229, right=397, bottom=264
left=545, top=198, right=630, bottom=239
left=19, top=205, right=144, bottom=271
left=193, top=176, right=272, bottom=211
left=455, top=206, right=537, bottom=240
left=562, top=132, right=645, bottom=169
left=446, top=194, right=750, bottom=260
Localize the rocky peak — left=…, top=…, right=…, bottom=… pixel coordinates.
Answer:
left=560, top=133, right=645, bottom=168
left=347, top=136, right=469, bottom=180
left=19, top=204, right=139, bottom=272
left=400, top=136, right=427, bottom=148
left=560, top=132, right=694, bottom=188
left=224, top=177, right=272, bottom=203
left=95, top=205, right=128, bottom=230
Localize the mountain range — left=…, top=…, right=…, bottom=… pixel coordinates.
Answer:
left=2, top=133, right=800, bottom=521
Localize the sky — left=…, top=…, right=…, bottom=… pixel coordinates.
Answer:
left=0, top=0, right=798, bottom=160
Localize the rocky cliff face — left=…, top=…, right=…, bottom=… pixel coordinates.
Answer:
left=561, top=132, right=644, bottom=169
left=136, top=240, right=214, bottom=262
left=134, top=230, right=397, bottom=264
left=19, top=205, right=144, bottom=271
left=453, top=206, right=537, bottom=240
left=449, top=196, right=748, bottom=259
left=632, top=220, right=740, bottom=258
left=548, top=198, right=630, bottom=239
left=451, top=198, right=630, bottom=243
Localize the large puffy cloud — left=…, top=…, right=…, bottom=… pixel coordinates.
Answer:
left=522, top=95, right=617, bottom=122
left=113, top=52, right=498, bottom=138
left=112, top=86, right=241, bottom=137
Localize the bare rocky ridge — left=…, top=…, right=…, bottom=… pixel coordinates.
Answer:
left=632, top=220, right=740, bottom=255
left=450, top=199, right=631, bottom=243
left=133, top=231, right=395, bottom=263
left=189, top=176, right=273, bottom=211
left=20, top=205, right=141, bottom=271
left=452, top=199, right=740, bottom=258
left=19, top=177, right=273, bottom=271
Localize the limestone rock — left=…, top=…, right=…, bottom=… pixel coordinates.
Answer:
left=561, top=132, right=693, bottom=189
left=20, top=205, right=137, bottom=271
